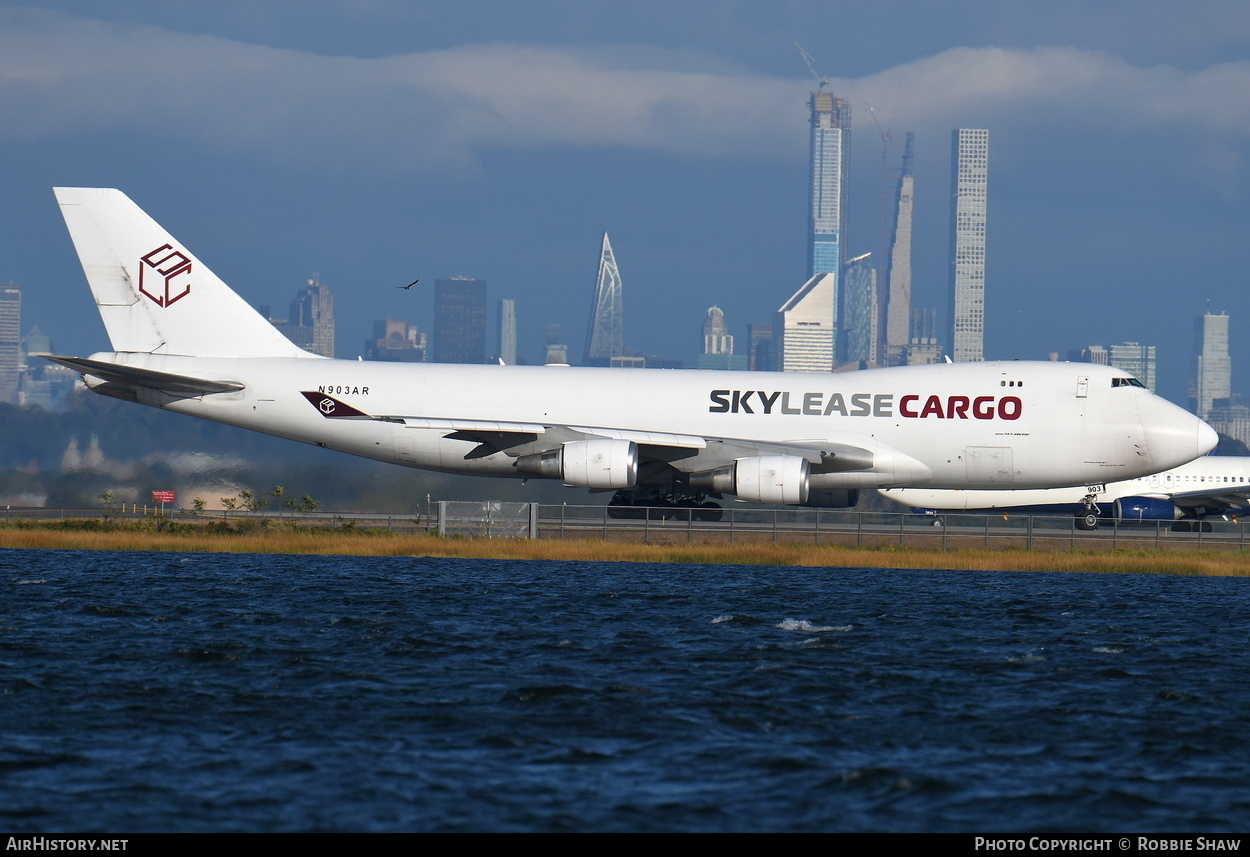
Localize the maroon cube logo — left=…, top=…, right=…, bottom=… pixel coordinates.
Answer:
left=138, top=244, right=192, bottom=307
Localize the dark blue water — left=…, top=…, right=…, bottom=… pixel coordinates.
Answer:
left=2, top=549, right=1248, bottom=833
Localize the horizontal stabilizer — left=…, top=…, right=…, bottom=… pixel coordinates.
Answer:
left=39, top=354, right=244, bottom=395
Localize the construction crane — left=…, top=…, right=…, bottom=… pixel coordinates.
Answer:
left=793, top=42, right=829, bottom=90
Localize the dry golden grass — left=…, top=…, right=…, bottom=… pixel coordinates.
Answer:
left=1, top=522, right=1248, bottom=576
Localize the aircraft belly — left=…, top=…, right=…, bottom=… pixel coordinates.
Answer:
left=393, top=428, right=519, bottom=476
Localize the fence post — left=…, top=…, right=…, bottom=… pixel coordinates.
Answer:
left=437, top=500, right=446, bottom=536
left=1026, top=515, right=1033, bottom=551
left=529, top=503, right=538, bottom=540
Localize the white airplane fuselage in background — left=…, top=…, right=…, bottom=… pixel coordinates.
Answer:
left=44, top=188, right=1218, bottom=514
left=881, top=455, right=1250, bottom=530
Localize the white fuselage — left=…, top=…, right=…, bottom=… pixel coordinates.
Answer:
left=88, top=352, right=1215, bottom=493
left=881, top=455, right=1250, bottom=511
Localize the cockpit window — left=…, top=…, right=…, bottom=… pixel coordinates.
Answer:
left=1112, top=377, right=1146, bottom=388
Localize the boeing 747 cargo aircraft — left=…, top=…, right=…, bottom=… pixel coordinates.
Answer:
left=42, top=188, right=1217, bottom=517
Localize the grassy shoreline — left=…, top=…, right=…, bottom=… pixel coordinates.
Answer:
left=2, top=520, right=1249, bottom=576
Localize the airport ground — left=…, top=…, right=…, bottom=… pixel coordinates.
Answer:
left=2, top=511, right=1249, bottom=577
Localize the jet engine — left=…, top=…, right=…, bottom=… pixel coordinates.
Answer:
left=690, top=455, right=810, bottom=505
left=1113, top=497, right=1181, bottom=523
left=516, top=439, right=638, bottom=489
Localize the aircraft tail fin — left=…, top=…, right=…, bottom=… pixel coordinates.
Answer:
left=53, top=187, right=314, bottom=359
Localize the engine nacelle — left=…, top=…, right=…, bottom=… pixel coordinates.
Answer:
left=691, top=455, right=810, bottom=505
left=516, top=439, right=638, bottom=489
left=1114, top=496, right=1181, bottom=523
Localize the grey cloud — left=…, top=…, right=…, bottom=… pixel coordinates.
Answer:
left=2, top=10, right=1248, bottom=175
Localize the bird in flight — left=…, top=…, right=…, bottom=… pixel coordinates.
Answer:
left=398, top=279, right=419, bottom=290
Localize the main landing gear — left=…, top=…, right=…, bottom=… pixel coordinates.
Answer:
left=607, top=489, right=724, bottom=521
left=1075, top=511, right=1101, bottom=531
left=1074, top=491, right=1103, bottom=530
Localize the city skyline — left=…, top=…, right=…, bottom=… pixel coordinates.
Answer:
left=2, top=3, right=1249, bottom=404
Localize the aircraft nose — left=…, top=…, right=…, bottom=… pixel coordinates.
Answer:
left=1141, top=398, right=1218, bottom=469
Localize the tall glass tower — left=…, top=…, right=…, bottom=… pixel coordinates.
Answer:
left=1192, top=311, right=1231, bottom=419
left=433, top=277, right=488, bottom=364
left=0, top=284, right=19, bottom=405
left=808, top=91, right=850, bottom=280
left=949, top=129, right=989, bottom=363
left=839, top=253, right=877, bottom=366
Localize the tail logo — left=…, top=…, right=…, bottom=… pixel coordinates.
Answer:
left=319, top=397, right=337, bottom=414
left=138, top=244, right=193, bottom=307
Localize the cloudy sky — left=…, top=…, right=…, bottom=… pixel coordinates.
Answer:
left=2, top=0, right=1249, bottom=404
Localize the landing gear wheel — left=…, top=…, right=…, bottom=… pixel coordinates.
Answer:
left=693, top=502, right=723, bottom=522
left=607, top=494, right=644, bottom=519
left=1075, top=512, right=1100, bottom=531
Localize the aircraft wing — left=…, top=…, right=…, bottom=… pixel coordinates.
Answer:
left=300, top=391, right=875, bottom=472
left=1164, top=486, right=1250, bottom=512
left=40, top=354, right=245, bottom=395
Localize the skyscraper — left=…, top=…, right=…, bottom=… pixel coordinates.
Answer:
left=697, top=306, right=746, bottom=370
left=498, top=298, right=517, bottom=365
left=838, top=253, right=877, bottom=367
left=291, top=278, right=335, bottom=358
left=746, top=323, right=774, bottom=372
left=0, top=285, right=21, bottom=404
left=263, top=278, right=335, bottom=357
left=433, top=277, right=488, bottom=364
left=1192, top=311, right=1231, bottom=419
left=584, top=233, right=623, bottom=367
left=1068, top=345, right=1110, bottom=365
left=882, top=133, right=915, bottom=367
left=365, top=319, right=427, bottom=363
left=807, top=91, right=851, bottom=279
left=776, top=273, right=835, bottom=373
left=907, top=307, right=942, bottom=365
left=949, top=129, right=989, bottom=363
left=1108, top=342, right=1157, bottom=393
left=544, top=323, right=569, bottom=366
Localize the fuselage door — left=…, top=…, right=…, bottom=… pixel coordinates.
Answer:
left=1076, top=376, right=1089, bottom=398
